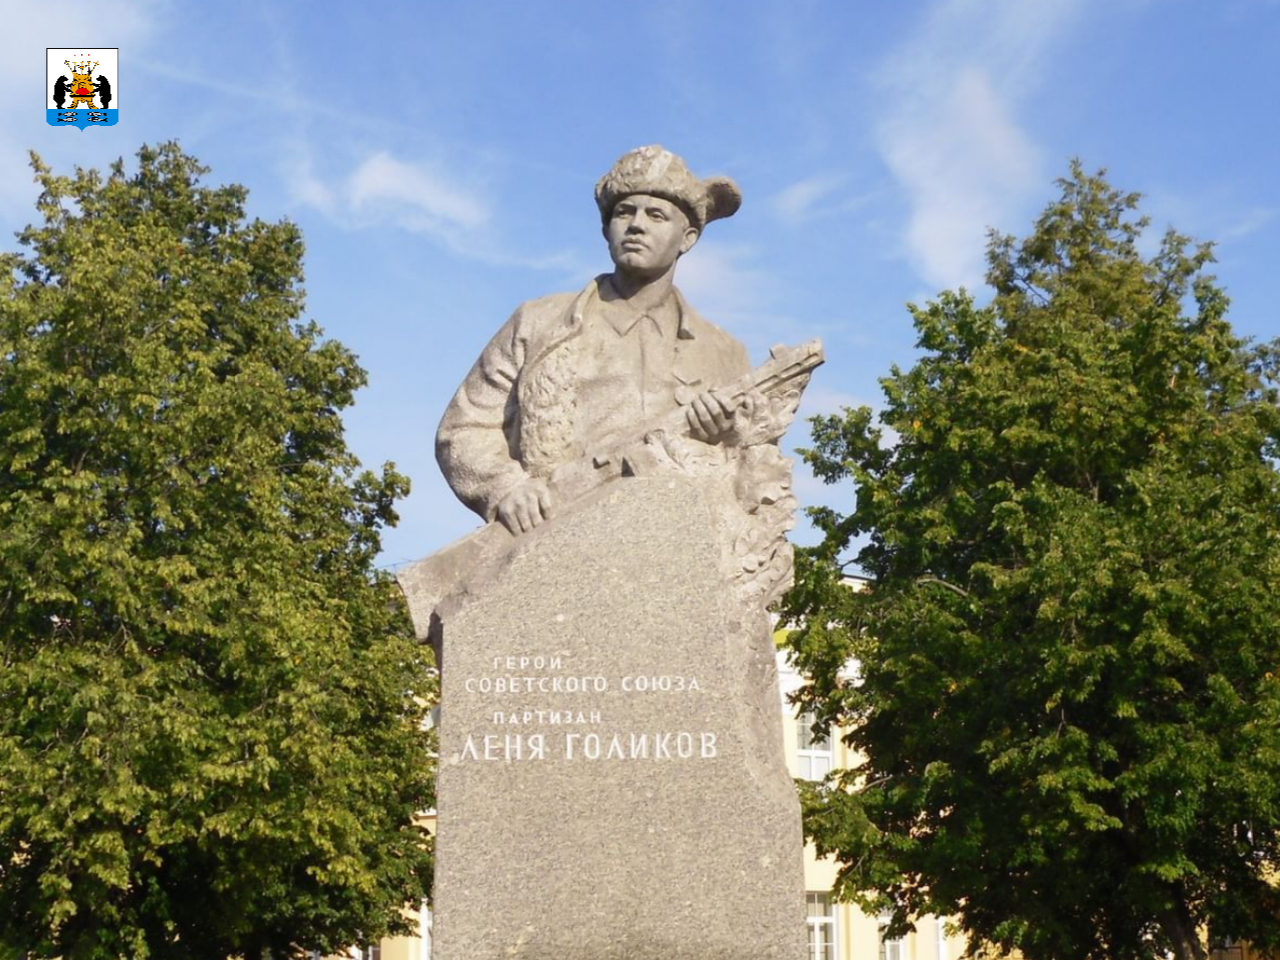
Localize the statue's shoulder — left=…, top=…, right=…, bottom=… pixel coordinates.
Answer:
left=675, top=291, right=750, bottom=367
left=504, top=285, right=593, bottom=341
left=511, top=290, right=578, bottom=320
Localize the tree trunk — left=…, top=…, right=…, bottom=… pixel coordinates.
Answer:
left=1159, top=901, right=1207, bottom=960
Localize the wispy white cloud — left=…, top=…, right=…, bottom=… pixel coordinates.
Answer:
left=133, top=57, right=279, bottom=108
left=0, top=0, right=160, bottom=87
left=287, top=148, right=578, bottom=270
left=878, top=66, right=1039, bottom=291
left=289, top=150, right=488, bottom=239
left=771, top=174, right=845, bottom=224
left=1218, top=206, right=1277, bottom=242
left=872, top=0, right=1085, bottom=291
left=675, top=240, right=771, bottom=317
left=1142, top=186, right=1278, bottom=254
left=346, top=152, right=489, bottom=235
left=770, top=174, right=882, bottom=227
left=134, top=57, right=415, bottom=138
left=1198, top=206, right=1275, bottom=247
left=290, top=154, right=339, bottom=217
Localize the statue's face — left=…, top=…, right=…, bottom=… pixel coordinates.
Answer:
left=604, top=194, right=699, bottom=278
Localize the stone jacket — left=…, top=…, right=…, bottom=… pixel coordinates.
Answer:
left=436, top=276, right=751, bottom=521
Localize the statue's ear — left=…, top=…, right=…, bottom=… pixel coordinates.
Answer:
left=680, top=225, right=700, bottom=257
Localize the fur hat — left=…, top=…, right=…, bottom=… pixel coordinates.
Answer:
left=595, top=145, right=741, bottom=230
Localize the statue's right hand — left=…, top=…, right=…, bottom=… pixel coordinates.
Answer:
left=495, top=478, right=552, bottom=535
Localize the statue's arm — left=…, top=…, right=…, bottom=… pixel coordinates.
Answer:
left=435, top=307, right=532, bottom=521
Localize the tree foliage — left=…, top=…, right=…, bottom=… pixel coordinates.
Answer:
left=0, top=144, right=435, bottom=960
left=782, top=163, right=1280, bottom=960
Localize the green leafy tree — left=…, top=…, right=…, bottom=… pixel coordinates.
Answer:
left=0, top=144, right=435, bottom=960
left=783, top=163, right=1280, bottom=960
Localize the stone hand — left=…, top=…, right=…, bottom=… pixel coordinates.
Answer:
left=495, top=477, right=552, bottom=535
left=686, top=389, right=741, bottom=443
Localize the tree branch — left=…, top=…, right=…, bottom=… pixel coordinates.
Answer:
left=915, top=576, right=970, bottom=598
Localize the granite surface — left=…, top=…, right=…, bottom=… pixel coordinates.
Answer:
left=430, top=475, right=806, bottom=960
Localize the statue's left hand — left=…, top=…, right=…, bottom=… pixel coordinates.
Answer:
left=686, top=389, right=740, bottom=443
left=687, top=388, right=791, bottom=447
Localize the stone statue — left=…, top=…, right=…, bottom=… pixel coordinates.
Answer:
left=400, top=147, right=820, bottom=960
left=431, top=145, right=819, bottom=610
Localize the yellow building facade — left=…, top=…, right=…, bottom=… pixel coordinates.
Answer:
left=776, top=650, right=971, bottom=960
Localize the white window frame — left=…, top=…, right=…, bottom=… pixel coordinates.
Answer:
left=796, top=708, right=833, bottom=781
left=806, top=891, right=837, bottom=960
left=879, top=916, right=905, bottom=960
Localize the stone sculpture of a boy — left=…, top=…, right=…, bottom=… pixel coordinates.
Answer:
left=436, top=145, right=757, bottom=535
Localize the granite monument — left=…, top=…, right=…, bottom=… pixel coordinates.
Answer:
left=399, top=146, right=822, bottom=960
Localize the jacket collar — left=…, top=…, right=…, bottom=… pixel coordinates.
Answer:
left=583, top=274, right=697, bottom=340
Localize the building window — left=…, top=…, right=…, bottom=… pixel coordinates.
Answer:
left=806, top=891, right=836, bottom=960
left=879, top=920, right=905, bottom=960
left=796, top=709, right=832, bottom=780
left=362, top=946, right=382, bottom=960
left=1210, top=935, right=1244, bottom=960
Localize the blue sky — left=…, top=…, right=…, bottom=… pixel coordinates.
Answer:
left=4, top=0, right=1278, bottom=566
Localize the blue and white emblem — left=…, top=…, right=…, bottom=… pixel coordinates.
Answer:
left=47, top=48, right=118, bottom=130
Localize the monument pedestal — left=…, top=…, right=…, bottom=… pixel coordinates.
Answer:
left=432, top=476, right=806, bottom=960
